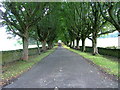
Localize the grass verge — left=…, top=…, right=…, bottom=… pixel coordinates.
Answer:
left=1, top=47, right=57, bottom=86
left=64, top=45, right=119, bottom=79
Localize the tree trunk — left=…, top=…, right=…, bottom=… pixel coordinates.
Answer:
left=92, top=32, right=98, bottom=55
left=67, top=41, right=69, bottom=46
left=36, top=40, right=41, bottom=55
left=69, top=41, right=72, bottom=48
left=22, top=30, right=29, bottom=60
left=41, top=40, right=46, bottom=52
left=82, top=38, right=86, bottom=52
left=48, top=42, right=53, bottom=49
left=72, top=40, right=75, bottom=48
left=76, top=38, right=80, bottom=49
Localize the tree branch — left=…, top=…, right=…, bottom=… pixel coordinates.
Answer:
left=98, top=29, right=116, bottom=37
left=98, top=3, right=111, bottom=22
left=8, top=25, right=26, bottom=38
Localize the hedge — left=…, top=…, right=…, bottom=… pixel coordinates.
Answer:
left=78, top=46, right=120, bottom=58
left=98, top=47, right=119, bottom=58
left=2, top=47, right=41, bottom=65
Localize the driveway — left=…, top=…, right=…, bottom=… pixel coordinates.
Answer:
left=4, top=47, right=118, bottom=88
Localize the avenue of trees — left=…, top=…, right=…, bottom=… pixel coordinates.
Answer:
left=0, top=2, right=119, bottom=60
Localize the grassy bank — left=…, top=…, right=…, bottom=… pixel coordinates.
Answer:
left=64, top=45, right=119, bottom=79
left=1, top=47, right=56, bottom=86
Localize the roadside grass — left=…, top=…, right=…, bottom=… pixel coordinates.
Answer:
left=1, top=47, right=56, bottom=86
left=64, top=45, right=119, bottom=78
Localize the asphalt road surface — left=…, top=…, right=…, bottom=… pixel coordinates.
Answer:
left=4, top=47, right=118, bottom=88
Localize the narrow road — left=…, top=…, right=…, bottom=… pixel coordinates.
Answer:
left=4, top=47, right=118, bottom=88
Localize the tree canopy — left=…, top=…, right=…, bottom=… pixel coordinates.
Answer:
left=1, top=2, right=119, bottom=60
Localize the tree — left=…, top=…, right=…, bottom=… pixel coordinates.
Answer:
left=46, top=3, right=59, bottom=49
left=1, top=2, right=47, bottom=60
left=29, top=28, right=41, bottom=54
left=61, top=2, right=116, bottom=54
left=88, top=2, right=117, bottom=55
left=62, top=2, right=80, bottom=49
left=37, top=3, right=58, bottom=51
left=74, top=2, right=92, bottom=52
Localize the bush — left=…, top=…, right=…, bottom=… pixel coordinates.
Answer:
left=78, top=46, right=120, bottom=58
